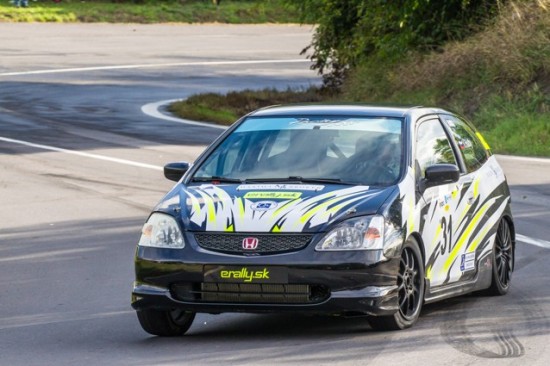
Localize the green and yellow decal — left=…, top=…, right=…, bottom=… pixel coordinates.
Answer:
left=185, top=185, right=374, bottom=233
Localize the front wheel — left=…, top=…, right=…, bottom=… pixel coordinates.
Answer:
left=137, top=308, right=195, bottom=337
left=369, top=238, right=425, bottom=331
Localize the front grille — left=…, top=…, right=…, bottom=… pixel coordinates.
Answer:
left=193, top=233, right=312, bottom=254
left=171, top=283, right=329, bottom=304
left=201, top=283, right=311, bottom=303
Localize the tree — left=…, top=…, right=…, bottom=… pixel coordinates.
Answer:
left=292, top=0, right=504, bottom=89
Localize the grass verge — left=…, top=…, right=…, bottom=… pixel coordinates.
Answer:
left=169, top=88, right=324, bottom=126
left=0, top=0, right=301, bottom=23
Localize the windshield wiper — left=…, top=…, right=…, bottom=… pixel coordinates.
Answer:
left=191, top=176, right=359, bottom=185
left=192, top=176, right=243, bottom=183
left=245, top=176, right=356, bottom=185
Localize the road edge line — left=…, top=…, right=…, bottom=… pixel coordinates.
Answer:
left=0, top=59, right=310, bottom=77
left=516, top=234, right=550, bottom=249
left=0, top=136, right=162, bottom=171
left=495, top=154, right=550, bottom=164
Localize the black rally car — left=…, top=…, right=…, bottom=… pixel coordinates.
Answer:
left=132, top=105, right=514, bottom=336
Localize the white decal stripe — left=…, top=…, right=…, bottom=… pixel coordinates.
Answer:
left=185, top=185, right=373, bottom=232
left=466, top=198, right=509, bottom=254
left=516, top=234, right=550, bottom=249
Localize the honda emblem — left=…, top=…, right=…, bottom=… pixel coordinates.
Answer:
left=242, top=237, right=259, bottom=250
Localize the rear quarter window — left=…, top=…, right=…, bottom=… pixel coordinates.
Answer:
left=442, top=115, right=489, bottom=172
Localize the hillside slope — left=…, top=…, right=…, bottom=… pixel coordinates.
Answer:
left=343, top=0, right=549, bottom=155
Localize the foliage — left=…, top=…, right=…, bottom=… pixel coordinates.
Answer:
left=170, top=1, right=549, bottom=156
left=340, top=0, right=550, bottom=156
left=475, top=92, right=550, bottom=156
left=290, top=0, right=504, bottom=88
left=342, top=0, right=549, bottom=109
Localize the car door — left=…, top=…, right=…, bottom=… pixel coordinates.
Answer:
left=414, top=117, right=467, bottom=288
left=438, top=114, right=498, bottom=284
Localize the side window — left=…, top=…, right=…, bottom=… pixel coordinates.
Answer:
left=416, top=119, right=457, bottom=179
left=442, top=115, right=489, bottom=172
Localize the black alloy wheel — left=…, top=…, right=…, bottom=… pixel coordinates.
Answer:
left=397, top=246, right=422, bottom=319
left=369, top=238, right=425, bottom=331
left=487, top=219, right=514, bottom=295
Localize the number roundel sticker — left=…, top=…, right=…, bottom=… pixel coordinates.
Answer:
left=250, top=201, right=278, bottom=211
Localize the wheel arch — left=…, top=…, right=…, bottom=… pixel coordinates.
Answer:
left=502, top=213, right=516, bottom=268
left=407, top=231, right=429, bottom=295
left=502, top=214, right=515, bottom=242
left=408, top=231, right=426, bottom=264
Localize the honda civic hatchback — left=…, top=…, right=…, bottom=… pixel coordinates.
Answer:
left=132, top=105, right=514, bottom=336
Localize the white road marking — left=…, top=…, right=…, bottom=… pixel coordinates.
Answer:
left=0, top=248, right=103, bottom=263
left=0, top=136, right=163, bottom=171
left=513, top=210, right=550, bottom=219
left=141, top=99, right=228, bottom=130
left=0, top=310, right=133, bottom=330
left=516, top=234, right=550, bottom=249
left=0, top=58, right=310, bottom=77
left=495, top=154, right=550, bottom=164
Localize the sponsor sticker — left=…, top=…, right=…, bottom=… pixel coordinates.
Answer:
left=244, top=191, right=302, bottom=199
left=250, top=200, right=278, bottom=211
left=204, top=265, right=288, bottom=283
left=237, top=184, right=324, bottom=191
left=439, top=193, right=452, bottom=208
left=290, top=118, right=354, bottom=126
left=460, top=252, right=476, bottom=272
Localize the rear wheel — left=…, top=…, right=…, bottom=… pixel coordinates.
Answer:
left=137, top=308, right=195, bottom=337
left=486, top=219, right=514, bottom=295
left=369, top=238, right=425, bottom=331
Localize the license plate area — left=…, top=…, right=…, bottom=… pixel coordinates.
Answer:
left=203, top=265, right=288, bottom=284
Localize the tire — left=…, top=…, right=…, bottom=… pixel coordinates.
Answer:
left=485, top=219, right=514, bottom=296
left=137, top=308, right=196, bottom=337
left=369, top=238, right=425, bottom=331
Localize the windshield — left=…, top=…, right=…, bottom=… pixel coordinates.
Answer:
left=192, top=116, right=403, bottom=186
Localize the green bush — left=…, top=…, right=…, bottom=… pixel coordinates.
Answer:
left=291, top=0, right=503, bottom=88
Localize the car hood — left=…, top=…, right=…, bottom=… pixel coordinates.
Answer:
left=158, top=183, right=396, bottom=233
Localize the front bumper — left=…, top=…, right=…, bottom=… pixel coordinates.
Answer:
left=132, top=281, right=398, bottom=316
left=132, top=237, right=401, bottom=317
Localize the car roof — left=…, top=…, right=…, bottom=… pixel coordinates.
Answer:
left=248, top=104, right=450, bottom=119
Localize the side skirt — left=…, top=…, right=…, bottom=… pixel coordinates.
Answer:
left=424, top=251, right=493, bottom=304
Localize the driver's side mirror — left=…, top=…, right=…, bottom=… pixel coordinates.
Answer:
left=419, top=164, right=460, bottom=192
left=164, top=162, right=190, bottom=182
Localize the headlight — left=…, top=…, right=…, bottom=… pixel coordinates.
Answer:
left=315, top=215, right=385, bottom=251
left=138, top=213, right=185, bottom=249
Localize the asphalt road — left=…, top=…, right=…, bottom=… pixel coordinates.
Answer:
left=1, top=23, right=549, bottom=366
